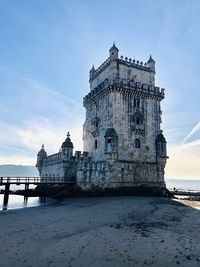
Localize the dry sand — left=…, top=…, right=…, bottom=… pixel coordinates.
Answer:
left=0, top=196, right=200, bottom=267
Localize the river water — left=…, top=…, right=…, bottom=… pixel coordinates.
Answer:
left=1, top=179, right=200, bottom=211
left=0, top=184, right=45, bottom=211
left=0, top=194, right=41, bottom=210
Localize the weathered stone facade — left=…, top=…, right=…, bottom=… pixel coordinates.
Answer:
left=36, top=44, right=168, bottom=193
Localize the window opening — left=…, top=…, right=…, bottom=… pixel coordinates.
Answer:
left=135, top=139, right=141, bottom=148
left=95, top=140, right=98, bottom=149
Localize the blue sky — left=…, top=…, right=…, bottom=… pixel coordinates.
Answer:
left=0, top=0, right=200, bottom=179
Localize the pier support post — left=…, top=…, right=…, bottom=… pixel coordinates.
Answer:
left=24, top=184, right=29, bottom=203
left=3, top=183, right=10, bottom=207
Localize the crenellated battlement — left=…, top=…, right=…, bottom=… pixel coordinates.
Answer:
left=84, top=78, right=165, bottom=106
left=90, top=44, right=156, bottom=83
left=43, top=153, right=62, bottom=165
left=90, top=55, right=154, bottom=82
left=43, top=151, right=92, bottom=165
left=119, top=55, right=152, bottom=71
left=90, top=57, right=110, bottom=81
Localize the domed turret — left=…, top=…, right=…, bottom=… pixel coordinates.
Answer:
left=36, top=144, right=47, bottom=175
left=61, top=132, right=74, bottom=160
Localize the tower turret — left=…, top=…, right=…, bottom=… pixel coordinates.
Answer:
left=36, top=144, right=47, bottom=175
left=61, top=132, right=74, bottom=161
left=89, top=65, right=96, bottom=81
left=147, top=55, right=155, bottom=72
left=109, top=42, right=119, bottom=60
left=156, top=130, right=167, bottom=157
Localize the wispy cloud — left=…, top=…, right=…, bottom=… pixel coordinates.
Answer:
left=0, top=65, right=84, bottom=164
left=165, top=120, right=200, bottom=179
left=182, top=121, right=200, bottom=144
left=0, top=64, right=81, bottom=108
left=165, top=143, right=200, bottom=180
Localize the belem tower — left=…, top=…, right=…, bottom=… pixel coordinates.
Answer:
left=36, top=43, right=168, bottom=194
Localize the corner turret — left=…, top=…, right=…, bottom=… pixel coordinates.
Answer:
left=156, top=130, right=167, bottom=157
left=109, top=42, right=119, bottom=60
left=61, top=132, right=74, bottom=161
left=89, top=65, right=95, bottom=81
left=147, top=55, right=155, bottom=72
left=36, top=144, right=47, bottom=175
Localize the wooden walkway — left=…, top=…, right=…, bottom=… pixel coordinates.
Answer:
left=0, top=176, right=69, bottom=185
left=0, top=176, right=72, bottom=208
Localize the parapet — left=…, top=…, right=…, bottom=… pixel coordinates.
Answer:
left=83, top=151, right=89, bottom=159
left=84, top=78, right=165, bottom=106
left=89, top=53, right=155, bottom=82
left=89, top=57, right=110, bottom=81
left=43, top=152, right=62, bottom=165
left=119, top=55, right=153, bottom=72
left=75, top=151, right=81, bottom=160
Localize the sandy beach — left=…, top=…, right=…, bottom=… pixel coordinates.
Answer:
left=0, top=196, right=200, bottom=267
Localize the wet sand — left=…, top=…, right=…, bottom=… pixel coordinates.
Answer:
left=0, top=196, right=200, bottom=267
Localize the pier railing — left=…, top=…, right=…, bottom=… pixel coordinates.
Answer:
left=0, top=176, right=72, bottom=185
left=168, top=188, right=200, bottom=196
left=0, top=176, right=75, bottom=208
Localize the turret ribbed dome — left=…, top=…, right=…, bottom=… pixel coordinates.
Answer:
left=37, top=144, right=47, bottom=157
left=109, top=42, right=119, bottom=52
left=156, top=131, right=166, bottom=143
left=104, top=128, right=118, bottom=137
left=133, top=110, right=144, bottom=119
left=147, top=55, right=155, bottom=63
left=61, top=132, right=74, bottom=148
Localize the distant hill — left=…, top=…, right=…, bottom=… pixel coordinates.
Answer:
left=0, top=165, right=39, bottom=177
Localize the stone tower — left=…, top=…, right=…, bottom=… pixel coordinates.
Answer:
left=77, top=43, right=168, bottom=192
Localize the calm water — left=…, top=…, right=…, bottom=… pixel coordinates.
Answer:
left=1, top=179, right=200, bottom=211
left=166, top=179, right=200, bottom=191
left=0, top=194, right=41, bottom=210
left=0, top=184, right=52, bottom=211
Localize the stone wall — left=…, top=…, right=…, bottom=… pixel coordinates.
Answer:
left=77, top=159, right=166, bottom=190
left=83, top=89, right=162, bottom=163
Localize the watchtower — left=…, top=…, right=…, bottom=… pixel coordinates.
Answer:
left=79, top=44, right=168, bottom=191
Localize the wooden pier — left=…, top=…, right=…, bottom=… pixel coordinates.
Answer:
left=0, top=176, right=71, bottom=208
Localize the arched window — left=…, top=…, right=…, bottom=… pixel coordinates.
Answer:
left=135, top=138, right=140, bottom=149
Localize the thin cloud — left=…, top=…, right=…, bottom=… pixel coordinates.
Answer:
left=0, top=64, right=81, bottom=108
left=182, top=121, right=200, bottom=144
left=0, top=118, right=83, bottom=165
left=0, top=65, right=84, bottom=164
